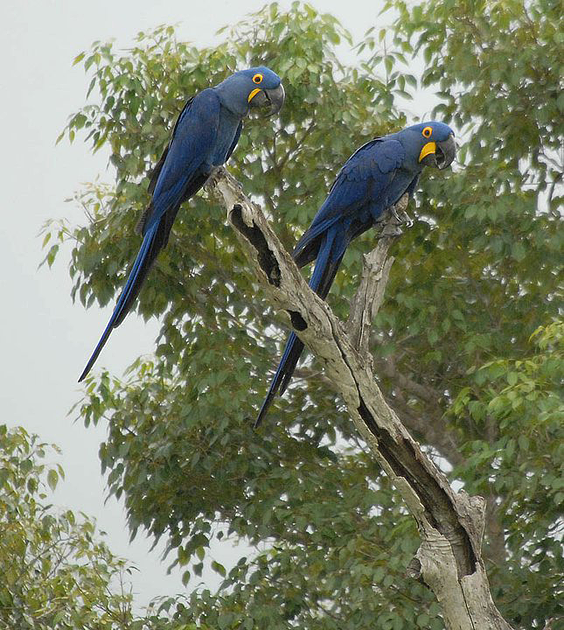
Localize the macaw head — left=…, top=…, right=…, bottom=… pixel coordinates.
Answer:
left=214, top=66, right=285, bottom=117
left=402, top=121, right=456, bottom=170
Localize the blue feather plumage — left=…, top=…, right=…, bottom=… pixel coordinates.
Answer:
left=79, top=67, right=284, bottom=381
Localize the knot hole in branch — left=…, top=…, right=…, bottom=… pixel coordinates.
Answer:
left=288, top=310, right=307, bottom=331
left=230, top=204, right=281, bottom=287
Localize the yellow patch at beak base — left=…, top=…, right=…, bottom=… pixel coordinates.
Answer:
left=419, top=141, right=436, bottom=162
left=248, top=88, right=262, bottom=103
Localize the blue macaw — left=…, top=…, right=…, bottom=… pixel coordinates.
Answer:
left=256, top=121, right=456, bottom=425
left=79, top=67, right=285, bottom=382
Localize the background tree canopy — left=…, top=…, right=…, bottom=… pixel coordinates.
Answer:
left=44, top=1, right=562, bottom=628
left=0, top=425, right=135, bottom=629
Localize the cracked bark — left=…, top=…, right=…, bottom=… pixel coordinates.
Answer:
left=208, top=167, right=513, bottom=630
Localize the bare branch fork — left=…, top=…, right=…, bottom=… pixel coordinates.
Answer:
left=207, top=167, right=512, bottom=630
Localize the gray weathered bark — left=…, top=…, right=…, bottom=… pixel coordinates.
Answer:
left=208, top=167, right=513, bottom=630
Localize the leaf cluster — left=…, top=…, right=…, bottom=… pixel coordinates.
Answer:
left=0, top=425, right=135, bottom=629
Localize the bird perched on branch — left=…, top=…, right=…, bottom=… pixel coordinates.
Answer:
left=79, top=67, right=285, bottom=382
left=256, top=121, right=455, bottom=426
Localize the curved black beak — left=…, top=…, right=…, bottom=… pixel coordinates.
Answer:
left=436, top=133, right=456, bottom=170
left=249, top=83, right=285, bottom=116
left=419, top=133, right=456, bottom=169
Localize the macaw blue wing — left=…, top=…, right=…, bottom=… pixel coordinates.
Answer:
left=144, top=91, right=221, bottom=233
left=293, top=138, right=405, bottom=267
left=146, top=97, right=196, bottom=194
left=78, top=92, right=221, bottom=382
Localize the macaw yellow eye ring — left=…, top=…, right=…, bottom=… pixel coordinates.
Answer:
left=422, top=126, right=432, bottom=138
left=252, top=73, right=263, bottom=84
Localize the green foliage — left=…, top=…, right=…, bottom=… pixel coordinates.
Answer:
left=46, top=1, right=562, bottom=628
left=0, top=424, right=205, bottom=629
left=451, top=322, right=563, bottom=623
left=0, top=424, right=134, bottom=629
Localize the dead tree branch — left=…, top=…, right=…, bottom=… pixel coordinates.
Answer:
left=346, top=194, right=407, bottom=356
left=207, top=167, right=513, bottom=630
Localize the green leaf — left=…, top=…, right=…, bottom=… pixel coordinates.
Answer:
left=47, top=469, right=58, bottom=491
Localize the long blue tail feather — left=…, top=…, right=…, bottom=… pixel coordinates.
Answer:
left=78, top=223, right=159, bottom=382
left=255, top=228, right=346, bottom=426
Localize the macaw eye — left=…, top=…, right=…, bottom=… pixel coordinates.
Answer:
left=252, top=73, right=263, bottom=84
left=422, top=126, right=433, bottom=138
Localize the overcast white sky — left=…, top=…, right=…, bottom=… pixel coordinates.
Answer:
left=0, top=0, right=436, bottom=610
